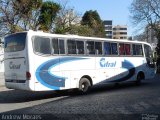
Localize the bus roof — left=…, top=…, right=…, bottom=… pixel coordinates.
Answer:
left=6, top=30, right=152, bottom=47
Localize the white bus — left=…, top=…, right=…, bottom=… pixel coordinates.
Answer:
left=4, top=30, right=155, bottom=93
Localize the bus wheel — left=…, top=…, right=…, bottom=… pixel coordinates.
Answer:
left=79, top=78, right=91, bottom=94
left=135, top=73, right=144, bottom=85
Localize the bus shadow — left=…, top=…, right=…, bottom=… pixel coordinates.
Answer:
left=0, top=81, right=151, bottom=104
left=89, top=81, right=150, bottom=95
left=0, top=89, right=72, bottom=103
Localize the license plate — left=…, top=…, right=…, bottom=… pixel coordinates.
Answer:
left=12, top=74, right=17, bottom=80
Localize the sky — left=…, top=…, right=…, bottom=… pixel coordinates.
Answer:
left=54, top=0, right=134, bottom=36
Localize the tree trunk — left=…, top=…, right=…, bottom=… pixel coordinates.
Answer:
left=156, top=32, right=160, bottom=67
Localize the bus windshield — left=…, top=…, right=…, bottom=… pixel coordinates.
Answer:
left=4, top=33, right=26, bottom=52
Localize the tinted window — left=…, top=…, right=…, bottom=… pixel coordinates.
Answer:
left=144, top=44, right=153, bottom=65
left=52, top=38, right=59, bottom=54
left=33, top=36, right=51, bottom=55
left=119, top=43, right=131, bottom=55
left=59, top=39, right=65, bottom=54
left=86, top=41, right=95, bottom=55
left=132, top=45, right=136, bottom=55
left=76, top=41, right=84, bottom=54
left=4, top=33, right=26, bottom=52
left=144, top=44, right=152, bottom=58
left=125, top=44, right=131, bottom=55
left=104, top=42, right=111, bottom=55
left=67, top=40, right=76, bottom=54
left=52, top=38, right=65, bottom=54
left=95, top=42, right=102, bottom=55
left=132, top=44, right=143, bottom=56
left=111, top=43, right=118, bottom=55
left=119, top=43, right=125, bottom=55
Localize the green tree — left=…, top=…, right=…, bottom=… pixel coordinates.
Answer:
left=38, top=1, right=60, bottom=32
left=14, top=0, right=42, bottom=31
left=54, top=1, right=81, bottom=34
left=0, top=0, right=21, bottom=34
left=67, top=25, right=94, bottom=36
left=0, top=0, right=61, bottom=35
left=81, top=10, right=106, bottom=38
left=0, top=0, right=42, bottom=36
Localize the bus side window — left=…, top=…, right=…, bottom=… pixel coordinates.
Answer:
left=132, top=44, right=143, bottom=56
left=52, top=38, right=59, bottom=54
left=67, top=39, right=76, bottom=54
left=59, top=39, right=65, bottom=54
left=104, top=42, right=111, bottom=55
left=144, top=45, right=151, bottom=58
left=34, top=36, right=51, bottom=55
left=144, top=44, right=153, bottom=65
left=132, top=44, right=136, bottom=55
left=95, top=42, right=102, bottom=55
left=125, top=44, right=131, bottom=55
left=76, top=41, right=84, bottom=54
left=86, top=41, right=95, bottom=55
left=137, top=45, right=143, bottom=56
left=111, top=43, right=118, bottom=55
left=119, top=43, right=125, bottom=55
left=52, top=38, right=65, bottom=54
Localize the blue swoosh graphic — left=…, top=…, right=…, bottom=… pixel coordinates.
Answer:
left=109, top=59, right=135, bottom=82
left=36, top=57, right=87, bottom=90
left=98, top=59, right=135, bottom=84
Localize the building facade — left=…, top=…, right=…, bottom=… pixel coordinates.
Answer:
left=103, top=20, right=113, bottom=39
left=145, top=26, right=158, bottom=50
left=103, top=20, right=128, bottom=40
left=113, top=25, right=128, bottom=39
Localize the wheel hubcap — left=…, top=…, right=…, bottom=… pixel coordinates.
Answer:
left=82, top=84, right=85, bottom=89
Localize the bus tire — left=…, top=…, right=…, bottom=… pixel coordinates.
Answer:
left=135, top=73, right=144, bottom=85
left=79, top=78, right=91, bottom=94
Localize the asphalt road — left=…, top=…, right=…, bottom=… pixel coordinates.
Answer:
left=0, top=74, right=160, bottom=120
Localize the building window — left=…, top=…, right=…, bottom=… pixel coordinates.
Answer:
left=105, top=26, right=112, bottom=30
left=106, top=31, right=112, bottom=35
left=120, top=28, right=127, bottom=30
left=113, top=28, right=117, bottom=30
left=120, top=32, right=127, bottom=35
left=113, top=33, right=117, bottom=35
